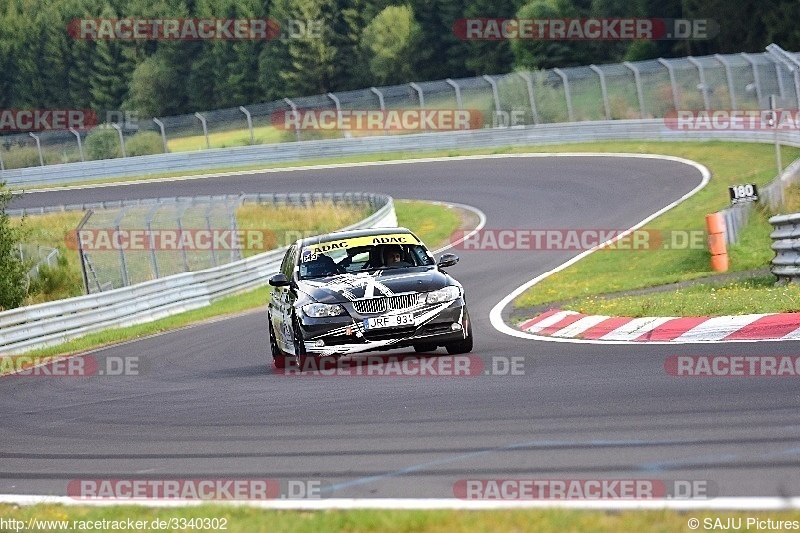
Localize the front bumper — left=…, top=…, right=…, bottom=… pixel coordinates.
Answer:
left=297, top=298, right=469, bottom=356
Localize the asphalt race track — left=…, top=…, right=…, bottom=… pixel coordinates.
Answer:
left=3, top=155, right=800, bottom=501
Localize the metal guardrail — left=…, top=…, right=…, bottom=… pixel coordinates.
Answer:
left=769, top=212, right=800, bottom=281
left=5, top=119, right=800, bottom=189
left=0, top=194, right=397, bottom=355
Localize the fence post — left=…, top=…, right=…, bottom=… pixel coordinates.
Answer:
left=114, top=209, right=130, bottom=287
left=69, top=128, right=85, bottom=162
left=553, top=68, right=574, bottom=122
left=623, top=61, right=646, bottom=118
left=687, top=56, right=710, bottom=110
left=589, top=65, right=611, bottom=120
left=409, top=82, right=427, bottom=132
left=714, top=54, right=737, bottom=110
left=516, top=71, right=540, bottom=125
left=327, top=93, right=345, bottom=138
left=29, top=132, right=44, bottom=166
left=153, top=118, right=168, bottom=153
left=482, top=75, right=501, bottom=125
left=740, top=53, right=763, bottom=105
left=146, top=204, right=161, bottom=280
left=370, top=87, right=388, bottom=135
left=194, top=112, right=210, bottom=149
left=110, top=123, right=126, bottom=158
left=657, top=58, right=681, bottom=111
left=284, top=98, right=301, bottom=141
left=238, top=106, right=255, bottom=144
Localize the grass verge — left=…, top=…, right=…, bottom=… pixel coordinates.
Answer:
left=7, top=199, right=463, bottom=360
left=2, top=505, right=799, bottom=532
left=512, top=142, right=800, bottom=316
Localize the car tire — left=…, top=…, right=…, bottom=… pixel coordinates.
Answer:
left=445, top=312, right=473, bottom=355
left=292, top=314, right=320, bottom=372
left=269, top=315, right=290, bottom=369
left=413, top=344, right=437, bottom=353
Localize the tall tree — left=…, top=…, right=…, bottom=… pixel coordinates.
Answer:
left=360, top=5, right=422, bottom=85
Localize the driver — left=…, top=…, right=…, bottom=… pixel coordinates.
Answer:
left=383, top=244, right=404, bottom=267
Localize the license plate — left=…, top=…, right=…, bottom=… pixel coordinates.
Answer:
left=363, top=313, right=414, bottom=329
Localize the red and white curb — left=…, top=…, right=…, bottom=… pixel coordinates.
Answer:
left=519, top=309, right=800, bottom=343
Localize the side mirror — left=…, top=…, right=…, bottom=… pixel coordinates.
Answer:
left=437, top=253, right=459, bottom=268
left=269, top=273, right=290, bottom=287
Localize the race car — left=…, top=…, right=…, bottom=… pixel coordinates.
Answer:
left=267, top=227, right=472, bottom=369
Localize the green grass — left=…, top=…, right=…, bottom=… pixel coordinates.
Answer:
left=513, top=141, right=800, bottom=311
left=394, top=199, right=462, bottom=249
left=2, top=505, right=799, bottom=532
left=562, top=275, right=800, bottom=317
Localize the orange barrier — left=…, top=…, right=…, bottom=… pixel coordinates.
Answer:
left=705, top=213, right=728, bottom=272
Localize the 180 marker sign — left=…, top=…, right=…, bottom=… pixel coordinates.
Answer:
left=729, top=183, right=758, bottom=205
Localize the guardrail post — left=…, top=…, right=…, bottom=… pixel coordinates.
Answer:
left=445, top=79, right=463, bottom=111
left=205, top=200, right=218, bottom=267
left=409, top=82, right=427, bottom=132
left=29, top=132, right=44, bottom=166
left=687, top=56, right=711, bottom=111
left=69, top=128, right=85, bottom=162
left=517, top=71, right=540, bottom=125
left=623, top=62, right=646, bottom=118
left=194, top=112, right=210, bottom=149
left=239, top=106, right=255, bottom=144
left=589, top=65, right=611, bottom=120
left=110, top=123, right=126, bottom=158
left=553, top=68, right=574, bottom=122
left=0, top=148, right=4, bottom=171
left=153, top=118, right=168, bottom=153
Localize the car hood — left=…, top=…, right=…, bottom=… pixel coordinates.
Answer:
left=297, top=267, right=451, bottom=304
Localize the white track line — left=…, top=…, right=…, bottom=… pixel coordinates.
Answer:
left=2, top=495, right=799, bottom=510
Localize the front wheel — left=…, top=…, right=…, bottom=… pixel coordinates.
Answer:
left=269, top=315, right=290, bottom=369
left=445, top=313, right=473, bottom=355
left=292, top=315, right=321, bottom=372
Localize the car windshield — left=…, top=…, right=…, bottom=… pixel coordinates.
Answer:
left=298, top=233, right=435, bottom=279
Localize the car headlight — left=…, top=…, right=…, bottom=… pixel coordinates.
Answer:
left=425, top=286, right=461, bottom=304
left=302, top=303, right=347, bottom=318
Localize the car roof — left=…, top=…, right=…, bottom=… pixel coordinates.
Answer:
left=297, top=227, right=418, bottom=248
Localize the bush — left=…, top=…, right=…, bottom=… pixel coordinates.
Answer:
left=0, top=183, right=27, bottom=310
left=125, top=131, right=165, bottom=156
left=27, top=252, right=83, bottom=302
left=85, top=127, right=122, bottom=160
